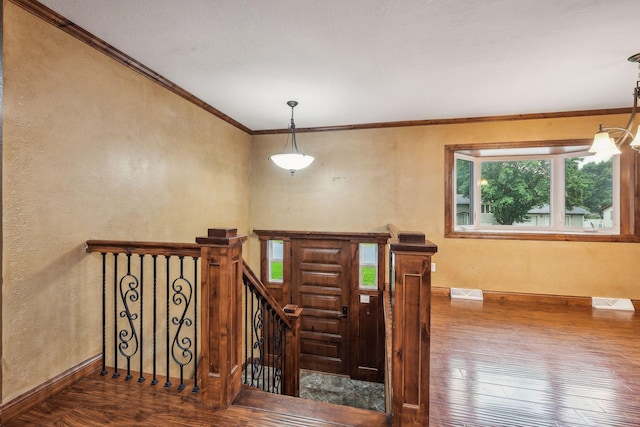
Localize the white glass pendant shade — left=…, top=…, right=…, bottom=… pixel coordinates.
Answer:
left=270, top=153, right=314, bottom=172
left=270, top=100, right=314, bottom=174
left=589, top=131, right=621, bottom=155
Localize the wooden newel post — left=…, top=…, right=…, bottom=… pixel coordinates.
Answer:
left=390, top=232, right=437, bottom=426
left=283, top=304, right=303, bottom=397
left=196, top=228, right=247, bottom=408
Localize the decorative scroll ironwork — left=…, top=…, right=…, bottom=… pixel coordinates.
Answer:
left=98, top=251, right=200, bottom=394
left=242, top=275, right=287, bottom=394
left=250, top=304, right=265, bottom=384
left=118, top=255, right=140, bottom=381
left=170, top=257, right=195, bottom=392
left=272, top=322, right=283, bottom=391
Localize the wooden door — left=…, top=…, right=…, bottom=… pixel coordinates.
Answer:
left=292, top=239, right=350, bottom=375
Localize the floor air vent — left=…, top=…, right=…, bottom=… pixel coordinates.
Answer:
left=591, top=297, right=635, bottom=311
left=450, top=288, right=483, bottom=301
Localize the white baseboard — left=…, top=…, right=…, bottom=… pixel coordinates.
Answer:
left=450, top=288, right=483, bottom=301
left=591, top=297, right=635, bottom=312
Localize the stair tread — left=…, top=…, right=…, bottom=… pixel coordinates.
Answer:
left=233, top=387, right=391, bottom=427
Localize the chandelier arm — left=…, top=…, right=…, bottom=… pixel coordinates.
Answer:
left=589, top=54, right=640, bottom=155
left=600, top=126, right=635, bottom=142
left=612, top=83, right=639, bottom=145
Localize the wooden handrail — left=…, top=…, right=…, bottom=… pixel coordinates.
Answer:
left=242, top=260, right=292, bottom=330
left=86, top=239, right=201, bottom=258
left=387, top=224, right=400, bottom=241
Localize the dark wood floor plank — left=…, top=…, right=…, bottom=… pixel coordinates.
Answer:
left=429, top=296, right=640, bottom=426
left=6, top=294, right=640, bottom=426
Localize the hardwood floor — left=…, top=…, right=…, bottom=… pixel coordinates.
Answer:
left=429, top=296, right=640, bottom=426
left=5, top=294, right=640, bottom=426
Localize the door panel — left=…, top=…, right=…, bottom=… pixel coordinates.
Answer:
left=292, top=239, right=350, bottom=375
left=300, top=316, right=341, bottom=335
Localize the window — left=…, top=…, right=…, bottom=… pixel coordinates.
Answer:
left=268, top=240, right=284, bottom=282
left=445, top=140, right=638, bottom=241
left=359, top=243, right=378, bottom=289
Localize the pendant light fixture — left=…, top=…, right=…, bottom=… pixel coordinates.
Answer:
left=589, top=53, right=640, bottom=155
left=269, top=101, right=314, bottom=175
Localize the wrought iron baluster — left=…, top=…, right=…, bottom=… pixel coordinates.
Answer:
left=279, top=321, right=285, bottom=394
left=171, top=256, right=194, bottom=392
left=119, top=253, right=140, bottom=382
left=101, top=253, right=107, bottom=376
left=252, top=294, right=265, bottom=390
left=112, top=253, right=120, bottom=379
left=261, top=299, right=265, bottom=391
left=243, top=278, right=248, bottom=385
left=165, top=255, right=171, bottom=388
left=151, top=255, right=158, bottom=385
left=271, top=312, right=275, bottom=393
left=192, top=256, right=199, bottom=393
left=250, top=287, right=255, bottom=387
left=270, top=307, right=274, bottom=393
left=138, top=254, right=145, bottom=383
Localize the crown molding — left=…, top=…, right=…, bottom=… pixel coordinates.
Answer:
left=10, top=0, right=632, bottom=137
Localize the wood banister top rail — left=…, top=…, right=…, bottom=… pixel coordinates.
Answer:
left=387, top=224, right=400, bottom=242
left=242, top=260, right=293, bottom=330
left=85, top=240, right=201, bottom=258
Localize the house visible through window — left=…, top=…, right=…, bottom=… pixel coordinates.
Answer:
left=447, top=141, right=621, bottom=238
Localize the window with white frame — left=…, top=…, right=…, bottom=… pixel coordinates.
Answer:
left=267, top=239, right=284, bottom=282
left=359, top=243, right=378, bottom=289
left=450, top=142, right=619, bottom=235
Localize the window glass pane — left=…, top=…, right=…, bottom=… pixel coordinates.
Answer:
left=268, top=240, right=284, bottom=283
left=360, top=243, right=377, bottom=264
left=361, top=266, right=376, bottom=287
left=359, top=243, right=377, bottom=289
left=572, top=155, right=614, bottom=230
left=480, top=160, right=551, bottom=227
left=455, top=158, right=474, bottom=226
left=270, top=239, right=284, bottom=260
left=270, top=261, right=283, bottom=281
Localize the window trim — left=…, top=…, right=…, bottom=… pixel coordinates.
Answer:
left=445, top=139, right=640, bottom=242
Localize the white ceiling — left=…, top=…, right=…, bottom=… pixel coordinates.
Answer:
left=36, top=0, right=640, bottom=131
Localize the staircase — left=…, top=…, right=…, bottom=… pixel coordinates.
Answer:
left=80, top=226, right=436, bottom=427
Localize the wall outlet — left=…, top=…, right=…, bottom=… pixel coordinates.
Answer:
left=431, top=262, right=436, bottom=272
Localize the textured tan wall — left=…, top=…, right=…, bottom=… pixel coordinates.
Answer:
left=2, top=2, right=250, bottom=403
left=250, top=116, right=640, bottom=300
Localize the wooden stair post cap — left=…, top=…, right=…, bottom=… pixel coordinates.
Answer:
left=398, top=232, right=426, bottom=244
left=195, top=228, right=246, bottom=245
left=207, top=228, right=238, bottom=238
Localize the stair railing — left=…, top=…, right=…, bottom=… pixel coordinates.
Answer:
left=242, top=260, right=302, bottom=396
left=86, top=228, right=302, bottom=411
left=85, top=239, right=202, bottom=393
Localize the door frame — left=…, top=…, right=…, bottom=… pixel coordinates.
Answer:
left=254, top=230, right=389, bottom=382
